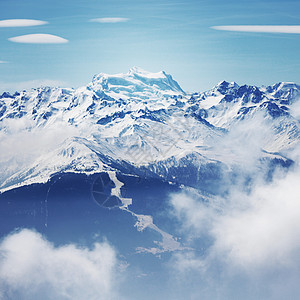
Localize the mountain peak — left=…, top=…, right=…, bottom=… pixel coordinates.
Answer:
left=216, top=80, right=239, bottom=88
left=213, top=80, right=239, bottom=94
left=89, top=67, right=184, bottom=100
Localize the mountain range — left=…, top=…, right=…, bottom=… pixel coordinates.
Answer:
left=0, top=67, right=299, bottom=194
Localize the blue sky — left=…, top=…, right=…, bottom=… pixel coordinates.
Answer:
left=0, top=0, right=299, bottom=92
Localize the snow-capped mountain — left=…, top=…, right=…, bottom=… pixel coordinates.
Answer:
left=89, top=66, right=184, bottom=101
left=0, top=67, right=299, bottom=193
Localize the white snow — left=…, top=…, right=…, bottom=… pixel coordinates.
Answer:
left=199, top=95, right=224, bottom=109
left=0, top=69, right=299, bottom=193
left=107, top=171, right=132, bottom=208
left=125, top=208, right=188, bottom=255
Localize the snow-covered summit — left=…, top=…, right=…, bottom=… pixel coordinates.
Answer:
left=88, top=67, right=184, bottom=101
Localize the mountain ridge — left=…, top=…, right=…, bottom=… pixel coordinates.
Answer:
left=0, top=68, right=299, bottom=193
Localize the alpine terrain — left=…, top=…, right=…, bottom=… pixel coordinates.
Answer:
left=0, top=67, right=298, bottom=193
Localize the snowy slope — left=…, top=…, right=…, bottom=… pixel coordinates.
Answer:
left=0, top=67, right=299, bottom=193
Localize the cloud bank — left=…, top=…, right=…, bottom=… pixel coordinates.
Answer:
left=8, top=34, right=68, bottom=44
left=90, top=18, right=130, bottom=23
left=0, top=229, right=119, bottom=300
left=211, top=25, right=300, bottom=34
left=0, top=19, right=48, bottom=27
left=172, top=168, right=300, bottom=269
left=168, top=153, right=300, bottom=299
left=0, top=114, right=79, bottom=186
left=290, top=97, right=300, bottom=120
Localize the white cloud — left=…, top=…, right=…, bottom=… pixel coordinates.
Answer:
left=0, top=61, right=8, bottom=64
left=290, top=98, right=300, bottom=120
left=0, top=229, right=119, bottom=300
left=170, top=192, right=214, bottom=237
left=169, top=164, right=300, bottom=298
left=171, top=167, right=300, bottom=270
left=0, top=117, right=78, bottom=161
left=90, top=18, right=130, bottom=23
left=211, top=25, right=300, bottom=34
left=0, top=116, right=79, bottom=185
left=171, top=251, right=206, bottom=273
left=0, top=79, right=67, bottom=93
left=212, top=170, right=300, bottom=269
left=207, top=112, right=275, bottom=179
left=8, top=34, right=68, bottom=44
left=0, top=19, right=48, bottom=27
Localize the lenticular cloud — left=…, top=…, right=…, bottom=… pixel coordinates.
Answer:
left=8, top=34, right=69, bottom=44
left=0, top=19, right=48, bottom=27
left=211, top=25, right=300, bottom=34
left=90, top=18, right=130, bottom=23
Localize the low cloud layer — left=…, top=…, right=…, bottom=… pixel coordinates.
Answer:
left=290, top=97, right=300, bottom=120
left=90, top=18, right=130, bottom=23
left=0, top=19, right=48, bottom=27
left=172, top=169, right=300, bottom=268
left=0, top=229, right=119, bottom=300
left=213, top=171, right=300, bottom=268
left=210, top=112, right=274, bottom=172
left=0, top=116, right=79, bottom=187
left=169, top=156, right=300, bottom=298
left=8, top=34, right=68, bottom=44
left=211, top=25, right=300, bottom=34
